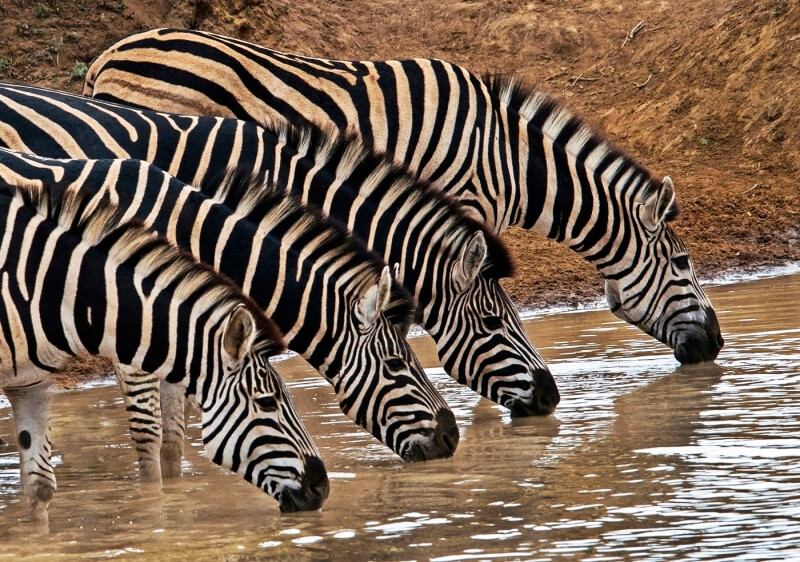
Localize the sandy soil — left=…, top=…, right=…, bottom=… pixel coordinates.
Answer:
left=0, top=0, right=797, bottom=386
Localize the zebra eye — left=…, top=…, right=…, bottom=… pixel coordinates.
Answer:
left=254, top=395, right=278, bottom=412
left=672, top=255, right=691, bottom=271
left=384, top=358, right=406, bottom=372
left=484, top=315, right=503, bottom=331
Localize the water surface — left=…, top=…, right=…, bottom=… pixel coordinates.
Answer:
left=1, top=271, right=798, bottom=560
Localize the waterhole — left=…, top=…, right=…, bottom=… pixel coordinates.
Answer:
left=1, top=269, right=798, bottom=560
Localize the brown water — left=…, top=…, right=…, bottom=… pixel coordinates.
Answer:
left=1, top=270, right=799, bottom=560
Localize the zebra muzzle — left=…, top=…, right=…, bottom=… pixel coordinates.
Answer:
left=508, top=368, right=560, bottom=417
left=279, top=456, right=329, bottom=513
left=402, top=408, right=460, bottom=462
left=673, top=306, right=724, bottom=364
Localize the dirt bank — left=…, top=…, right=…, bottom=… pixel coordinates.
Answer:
left=0, top=0, right=797, bottom=386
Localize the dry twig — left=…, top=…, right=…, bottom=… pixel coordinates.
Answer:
left=741, top=184, right=760, bottom=194
left=621, top=20, right=646, bottom=47
left=568, top=74, right=600, bottom=87
left=633, top=73, right=652, bottom=88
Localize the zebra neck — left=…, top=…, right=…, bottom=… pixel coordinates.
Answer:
left=496, top=113, right=642, bottom=273
left=0, top=150, right=336, bottom=372
left=0, top=191, right=225, bottom=389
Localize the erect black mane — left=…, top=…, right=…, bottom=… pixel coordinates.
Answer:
left=199, top=166, right=418, bottom=328
left=481, top=72, right=679, bottom=221
left=277, top=118, right=516, bottom=280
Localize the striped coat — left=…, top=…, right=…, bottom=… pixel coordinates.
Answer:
left=84, top=28, right=723, bottom=363
left=0, top=182, right=326, bottom=518
left=0, top=82, right=559, bottom=416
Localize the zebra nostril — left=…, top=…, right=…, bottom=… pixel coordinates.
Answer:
left=304, top=456, right=329, bottom=492
left=311, top=481, right=329, bottom=501
left=434, top=408, right=459, bottom=456
left=533, top=369, right=560, bottom=409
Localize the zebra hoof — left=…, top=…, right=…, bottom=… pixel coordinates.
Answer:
left=27, top=485, right=55, bottom=521
left=161, top=441, right=184, bottom=478
left=138, top=458, right=162, bottom=482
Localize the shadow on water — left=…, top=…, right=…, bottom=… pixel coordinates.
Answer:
left=611, top=362, right=725, bottom=450
left=0, top=271, right=799, bottom=560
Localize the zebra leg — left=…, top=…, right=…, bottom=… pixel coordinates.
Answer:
left=159, top=380, right=186, bottom=478
left=114, top=363, right=163, bottom=482
left=5, top=382, right=56, bottom=521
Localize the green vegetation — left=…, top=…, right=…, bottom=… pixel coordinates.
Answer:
left=36, top=3, right=51, bottom=18
left=71, top=61, right=88, bottom=81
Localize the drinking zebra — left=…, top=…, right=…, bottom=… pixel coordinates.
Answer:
left=83, top=28, right=723, bottom=363
left=0, top=147, right=457, bottom=475
left=0, top=83, right=559, bottom=417
left=0, top=181, right=327, bottom=519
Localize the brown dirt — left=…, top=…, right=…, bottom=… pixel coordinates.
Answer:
left=0, top=0, right=798, bottom=388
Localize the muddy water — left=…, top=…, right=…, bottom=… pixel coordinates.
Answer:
left=1, top=270, right=799, bottom=560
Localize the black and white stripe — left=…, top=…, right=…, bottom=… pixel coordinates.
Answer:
left=0, top=82, right=559, bottom=416
left=0, top=147, right=457, bottom=471
left=0, top=182, right=327, bottom=519
left=83, top=28, right=723, bottom=363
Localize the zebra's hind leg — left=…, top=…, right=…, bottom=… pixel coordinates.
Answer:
left=5, top=382, right=56, bottom=521
left=114, top=363, right=163, bottom=482
left=159, top=381, right=186, bottom=478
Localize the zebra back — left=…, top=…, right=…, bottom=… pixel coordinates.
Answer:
left=0, top=180, right=327, bottom=513
left=83, top=28, right=723, bottom=363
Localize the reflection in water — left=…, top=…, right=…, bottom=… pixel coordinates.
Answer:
left=0, top=271, right=799, bottom=559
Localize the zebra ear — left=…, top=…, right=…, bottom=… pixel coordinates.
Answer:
left=356, top=266, right=392, bottom=327
left=453, top=231, right=487, bottom=292
left=222, top=304, right=256, bottom=363
left=643, top=176, right=676, bottom=227
left=377, top=266, right=393, bottom=312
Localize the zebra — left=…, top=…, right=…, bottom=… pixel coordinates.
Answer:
left=0, top=147, right=458, bottom=475
left=82, top=28, right=724, bottom=364
left=0, top=82, right=560, bottom=417
left=0, top=181, right=328, bottom=520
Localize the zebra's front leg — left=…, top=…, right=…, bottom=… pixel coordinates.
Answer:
left=159, top=380, right=186, bottom=478
left=114, top=363, right=163, bottom=482
left=5, top=382, right=56, bottom=521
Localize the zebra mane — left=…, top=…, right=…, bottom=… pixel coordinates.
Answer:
left=199, top=167, right=418, bottom=329
left=482, top=72, right=680, bottom=222
left=2, top=181, right=284, bottom=350
left=276, top=120, right=516, bottom=279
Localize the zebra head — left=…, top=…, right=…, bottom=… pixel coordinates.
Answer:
left=200, top=305, right=329, bottom=513
left=425, top=230, right=561, bottom=417
left=343, top=266, right=459, bottom=461
left=603, top=177, right=724, bottom=364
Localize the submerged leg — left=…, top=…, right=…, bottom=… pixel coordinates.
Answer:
left=5, top=382, right=55, bottom=521
left=114, top=363, right=163, bottom=482
left=159, top=381, right=186, bottom=478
